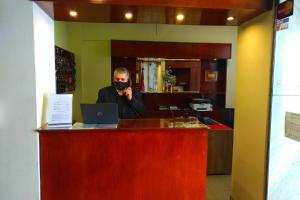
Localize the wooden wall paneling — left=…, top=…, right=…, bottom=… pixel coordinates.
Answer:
left=192, top=43, right=232, bottom=59
left=190, top=63, right=201, bottom=91
left=200, top=59, right=227, bottom=93
left=207, top=129, right=233, bottom=175
left=111, top=40, right=232, bottom=59
left=111, top=41, right=155, bottom=57
left=217, top=60, right=227, bottom=92
left=155, top=42, right=193, bottom=58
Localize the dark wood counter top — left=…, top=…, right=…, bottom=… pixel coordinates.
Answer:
left=38, top=118, right=208, bottom=132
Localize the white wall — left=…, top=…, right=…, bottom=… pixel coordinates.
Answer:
left=0, top=1, right=55, bottom=199
left=33, top=2, right=56, bottom=127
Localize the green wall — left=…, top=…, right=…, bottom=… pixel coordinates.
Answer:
left=54, top=21, right=69, bottom=51
left=54, top=22, right=238, bottom=120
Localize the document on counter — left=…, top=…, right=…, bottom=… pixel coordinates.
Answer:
left=285, top=112, right=300, bottom=142
left=47, top=94, right=73, bottom=128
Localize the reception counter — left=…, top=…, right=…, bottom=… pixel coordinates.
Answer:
left=38, top=118, right=208, bottom=200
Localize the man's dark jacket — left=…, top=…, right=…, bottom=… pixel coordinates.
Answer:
left=96, top=86, right=146, bottom=119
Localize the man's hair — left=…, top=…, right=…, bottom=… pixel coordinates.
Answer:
left=114, top=67, right=130, bottom=77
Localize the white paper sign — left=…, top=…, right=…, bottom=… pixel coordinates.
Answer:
left=285, top=112, right=300, bottom=142
left=47, top=94, right=73, bottom=127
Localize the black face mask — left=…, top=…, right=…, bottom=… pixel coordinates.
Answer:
left=114, top=81, right=129, bottom=90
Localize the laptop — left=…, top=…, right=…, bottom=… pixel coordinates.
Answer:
left=80, top=103, right=119, bottom=124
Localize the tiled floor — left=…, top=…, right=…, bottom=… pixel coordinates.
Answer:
left=206, top=175, right=231, bottom=200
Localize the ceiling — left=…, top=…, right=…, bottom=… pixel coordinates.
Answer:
left=34, top=0, right=273, bottom=26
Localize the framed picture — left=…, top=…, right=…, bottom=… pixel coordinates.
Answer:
left=205, top=70, right=218, bottom=82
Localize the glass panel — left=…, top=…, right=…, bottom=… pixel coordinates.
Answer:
left=267, top=0, right=300, bottom=199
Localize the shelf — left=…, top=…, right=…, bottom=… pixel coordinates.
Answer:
left=141, top=92, right=226, bottom=96
left=141, top=91, right=201, bottom=94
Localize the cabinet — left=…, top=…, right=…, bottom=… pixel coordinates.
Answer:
left=207, top=128, right=233, bottom=175
left=111, top=40, right=231, bottom=119
left=165, top=61, right=201, bottom=91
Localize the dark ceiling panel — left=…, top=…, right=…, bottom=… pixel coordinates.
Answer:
left=136, top=7, right=166, bottom=24
left=54, top=3, right=111, bottom=22
left=34, top=0, right=273, bottom=26
left=200, top=9, right=228, bottom=26
left=36, top=0, right=273, bottom=10
left=110, top=5, right=138, bottom=23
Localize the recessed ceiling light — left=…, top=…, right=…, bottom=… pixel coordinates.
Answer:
left=227, top=16, right=235, bottom=21
left=176, top=14, right=185, bottom=21
left=69, top=10, right=78, bottom=17
left=125, top=12, right=133, bottom=20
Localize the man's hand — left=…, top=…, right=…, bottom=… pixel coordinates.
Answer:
left=124, top=87, right=132, bottom=101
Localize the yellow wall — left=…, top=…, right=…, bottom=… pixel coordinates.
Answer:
left=54, top=22, right=238, bottom=120
left=231, top=10, right=274, bottom=200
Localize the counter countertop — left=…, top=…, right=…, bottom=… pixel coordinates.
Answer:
left=38, top=118, right=208, bottom=132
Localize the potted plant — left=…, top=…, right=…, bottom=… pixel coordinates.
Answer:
left=162, top=69, right=176, bottom=92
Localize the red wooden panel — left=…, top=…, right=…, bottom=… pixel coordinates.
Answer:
left=40, top=128, right=207, bottom=200
left=111, top=40, right=156, bottom=57
left=111, top=40, right=232, bottom=59
left=155, top=42, right=194, bottom=58
left=192, top=43, right=232, bottom=59
left=190, top=66, right=201, bottom=91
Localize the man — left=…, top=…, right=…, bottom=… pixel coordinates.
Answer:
left=96, top=67, right=146, bottom=119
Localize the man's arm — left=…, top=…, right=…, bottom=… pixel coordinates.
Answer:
left=96, top=89, right=105, bottom=103
left=127, top=88, right=146, bottom=116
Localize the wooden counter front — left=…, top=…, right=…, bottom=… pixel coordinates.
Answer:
left=38, top=119, right=208, bottom=200
left=207, top=125, right=233, bottom=175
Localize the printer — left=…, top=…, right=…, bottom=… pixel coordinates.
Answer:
left=189, top=98, right=213, bottom=111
